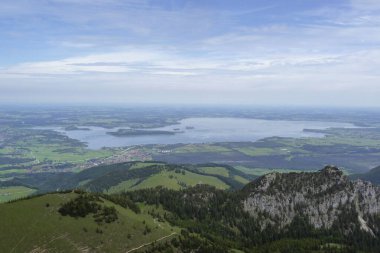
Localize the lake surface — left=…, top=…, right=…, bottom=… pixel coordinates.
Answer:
left=47, top=117, right=355, bottom=149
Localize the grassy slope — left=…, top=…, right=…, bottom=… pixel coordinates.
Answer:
left=0, top=162, right=249, bottom=201
left=233, top=175, right=250, bottom=184
left=106, top=179, right=140, bottom=194
left=83, top=162, right=244, bottom=194
left=234, top=165, right=302, bottom=177
left=0, top=186, right=37, bottom=203
left=198, top=166, right=230, bottom=177
left=129, top=170, right=230, bottom=191
left=129, top=162, right=164, bottom=170
left=0, top=193, right=179, bottom=253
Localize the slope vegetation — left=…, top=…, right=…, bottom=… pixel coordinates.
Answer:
left=0, top=191, right=178, bottom=253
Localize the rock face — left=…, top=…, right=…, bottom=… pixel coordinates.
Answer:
left=243, top=166, right=380, bottom=236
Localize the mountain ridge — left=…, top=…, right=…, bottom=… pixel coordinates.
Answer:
left=243, top=165, right=380, bottom=236
left=2, top=165, right=380, bottom=252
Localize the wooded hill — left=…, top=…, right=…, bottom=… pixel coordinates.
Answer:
left=1, top=166, right=380, bottom=252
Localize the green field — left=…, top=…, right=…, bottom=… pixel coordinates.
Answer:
left=0, top=186, right=37, bottom=203
left=0, top=127, right=115, bottom=176
left=173, top=144, right=231, bottom=153
left=198, top=166, right=230, bottom=177
left=26, top=145, right=113, bottom=164
left=0, top=169, right=28, bottom=176
left=129, top=162, right=164, bottom=170
left=106, top=179, right=140, bottom=194
left=233, top=175, right=250, bottom=184
left=0, top=193, right=180, bottom=253
left=234, top=147, right=278, bottom=156
left=128, top=170, right=230, bottom=191
left=234, top=166, right=302, bottom=176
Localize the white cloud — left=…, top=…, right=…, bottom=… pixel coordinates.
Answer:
left=1, top=0, right=380, bottom=106
left=351, top=0, right=380, bottom=11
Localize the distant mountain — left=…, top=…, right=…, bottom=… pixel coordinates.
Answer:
left=1, top=165, right=380, bottom=252
left=350, top=165, right=380, bottom=185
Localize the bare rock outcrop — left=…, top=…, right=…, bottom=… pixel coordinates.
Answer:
left=243, top=166, right=380, bottom=236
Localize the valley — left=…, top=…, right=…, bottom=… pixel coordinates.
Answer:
left=1, top=106, right=380, bottom=202
left=1, top=106, right=380, bottom=252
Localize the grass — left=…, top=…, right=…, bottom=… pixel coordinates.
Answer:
left=198, top=166, right=230, bottom=177
left=288, top=136, right=380, bottom=148
left=234, top=166, right=302, bottom=176
left=173, top=144, right=231, bottom=153
left=235, top=147, right=277, bottom=156
left=0, top=169, right=28, bottom=176
left=128, top=170, right=230, bottom=191
left=26, top=145, right=113, bottom=163
left=0, top=147, right=16, bottom=154
left=0, top=127, right=120, bottom=179
left=0, top=193, right=180, bottom=253
left=0, top=186, right=37, bottom=203
left=233, top=175, right=250, bottom=184
left=129, top=162, right=163, bottom=170
left=106, top=179, right=140, bottom=194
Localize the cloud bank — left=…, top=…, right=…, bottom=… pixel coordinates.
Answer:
left=0, top=0, right=379, bottom=106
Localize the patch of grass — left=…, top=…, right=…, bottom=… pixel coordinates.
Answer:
left=0, top=169, right=28, bottom=175
left=233, top=175, right=250, bottom=184
left=198, top=166, right=229, bottom=177
left=0, top=147, right=16, bottom=155
left=173, top=144, right=231, bottom=153
left=106, top=179, right=140, bottom=194
left=0, top=186, right=37, bottom=203
left=129, top=162, right=163, bottom=170
left=27, top=145, right=113, bottom=163
left=0, top=193, right=179, bottom=253
left=235, top=147, right=275, bottom=156
left=78, top=179, right=92, bottom=186
left=129, top=170, right=230, bottom=191
left=234, top=166, right=301, bottom=176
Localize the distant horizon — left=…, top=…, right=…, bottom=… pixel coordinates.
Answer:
left=1, top=102, right=380, bottom=110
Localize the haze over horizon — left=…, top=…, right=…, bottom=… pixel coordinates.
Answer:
left=1, top=0, right=380, bottom=107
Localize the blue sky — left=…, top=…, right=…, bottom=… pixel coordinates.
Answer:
left=1, top=0, right=380, bottom=106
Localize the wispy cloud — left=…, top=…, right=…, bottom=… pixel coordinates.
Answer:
left=0, top=0, right=380, bottom=106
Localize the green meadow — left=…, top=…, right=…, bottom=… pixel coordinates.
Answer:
left=0, top=193, right=180, bottom=253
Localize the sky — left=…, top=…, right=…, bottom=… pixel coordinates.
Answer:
left=0, top=0, right=380, bottom=107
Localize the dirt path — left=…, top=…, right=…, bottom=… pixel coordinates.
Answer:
left=125, top=232, right=177, bottom=253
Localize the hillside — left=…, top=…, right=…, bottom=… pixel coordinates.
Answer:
left=350, top=165, right=380, bottom=185
left=0, top=162, right=253, bottom=202
left=243, top=166, right=380, bottom=234
left=1, top=166, right=380, bottom=252
left=0, top=191, right=179, bottom=253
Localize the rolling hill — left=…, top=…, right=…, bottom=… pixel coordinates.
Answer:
left=0, top=162, right=254, bottom=202
left=1, top=166, right=380, bottom=252
left=350, top=165, right=380, bottom=185
left=0, top=191, right=179, bottom=253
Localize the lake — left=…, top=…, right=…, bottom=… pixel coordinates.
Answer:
left=47, top=117, right=355, bottom=149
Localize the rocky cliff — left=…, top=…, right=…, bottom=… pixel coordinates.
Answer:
left=243, top=166, right=380, bottom=236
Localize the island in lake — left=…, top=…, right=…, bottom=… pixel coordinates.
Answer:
left=107, top=128, right=179, bottom=137
left=64, top=125, right=91, bottom=131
